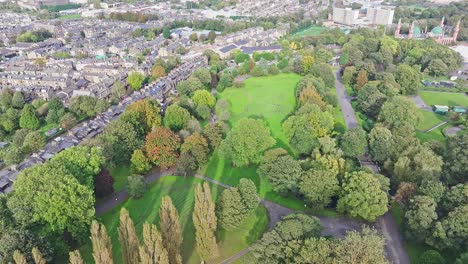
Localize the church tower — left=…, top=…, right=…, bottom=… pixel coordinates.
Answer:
left=440, top=16, right=445, bottom=28
left=453, top=19, right=461, bottom=42
left=409, top=21, right=414, bottom=39
left=395, top=18, right=402, bottom=38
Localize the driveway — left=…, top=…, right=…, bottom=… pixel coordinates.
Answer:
left=334, top=70, right=359, bottom=129
left=409, top=95, right=432, bottom=112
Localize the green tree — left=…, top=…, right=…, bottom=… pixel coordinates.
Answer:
left=118, top=208, right=139, bottom=264
left=203, top=122, right=224, bottom=150
left=355, top=69, right=368, bottom=90
left=405, top=195, right=438, bottom=240
left=192, top=68, right=212, bottom=85
left=207, top=30, right=216, bottom=43
left=164, top=104, right=191, bottom=131
left=342, top=66, right=356, bottom=86
left=110, top=81, right=126, bottom=103
left=300, top=169, right=339, bottom=208
left=127, top=71, right=145, bottom=91
left=395, top=64, right=421, bottom=95
left=101, top=118, right=143, bottom=164
left=12, top=91, right=25, bottom=109
left=309, top=63, right=335, bottom=87
left=357, top=82, right=387, bottom=118
left=193, top=183, right=218, bottom=260
left=238, top=178, right=259, bottom=213
left=181, top=132, right=209, bottom=166
left=335, top=227, right=387, bottom=264
left=434, top=205, right=468, bottom=251
left=22, top=131, right=45, bottom=153
left=340, top=127, right=367, bottom=158
left=427, top=59, right=449, bottom=77
left=393, top=144, right=443, bottom=183
left=301, top=55, right=315, bottom=74
left=159, top=196, right=183, bottom=264
left=378, top=96, right=420, bottom=130
left=220, top=118, right=276, bottom=167
left=176, top=77, right=203, bottom=96
left=419, top=250, right=445, bottom=264
left=337, top=171, right=388, bottom=221
left=19, top=104, right=40, bottom=129
left=127, top=175, right=146, bottom=198
left=218, top=187, right=246, bottom=230
left=176, top=153, right=197, bottom=176
left=90, top=220, right=114, bottom=264
left=59, top=113, right=77, bottom=130
left=442, top=135, right=468, bottom=185
left=139, top=223, right=169, bottom=264
left=369, top=126, right=395, bottom=163
left=45, top=98, right=65, bottom=124
left=131, top=149, right=151, bottom=174
left=192, top=90, right=215, bottom=108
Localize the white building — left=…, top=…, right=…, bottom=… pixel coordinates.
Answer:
left=333, top=7, right=359, bottom=26
left=366, top=7, right=394, bottom=25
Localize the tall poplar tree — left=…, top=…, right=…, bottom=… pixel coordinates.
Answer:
left=159, top=196, right=183, bottom=264
left=139, top=223, right=170, bottom=264
left=118, top=208, right=139, bottom=264
left=193, top=183, right=218, bottom=260
left=90, top=220, right=114, bottom=264
left=32, top=247, right=46, bottom=264
left=13, top=251, right=27, bottom=264
left=69, top=250, right=84, bottom=264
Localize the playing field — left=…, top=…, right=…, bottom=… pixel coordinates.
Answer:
left=293, top=26, right=326, bottom=37
left=80, top=176, right=268, bottom=264
left=202, top=74, right=338, bottom=217
left=419, top=91, right=468, bottom=106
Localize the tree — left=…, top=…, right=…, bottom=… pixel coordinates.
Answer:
left=378, top=96, right=420, bottom=130
left=127, top=175, right=146, bottom=198
left=176, top=77, right=203, bottom=96
left=139, top=223, right=169, bottom=264
left=110, top=81, right=126, bottom=103
left=442, top=135, right=468, bottom=185
left=220, top=118, right=276, bottom=167
left=59, top=113, right=77, bottom=130
left=189, top=32, right=198, bottom=41
left=131, top=149, right=151, bottom=174
left=94, top=170, right=114, bottom=198
left=22, top=131, right=45, bottom=153
left=192, top=68, right=211, bottom=85
left=203, top=122, right=224, bottom=150
left=164, top=104, right=191, bottom=131
left=176, top=152, right=197, bottom=176
left=238, top=178, right=259, bottom=213
left=340, top=127, right=367, bottom=158
left=395, top=64, right=421, bottom=95
left=19, top=104, right=40, bottom=129
left=102, top=119, right=143, bottom=164
left=427, top=59, right=448, bottom=77
left=159, top=196, right=183, bottom=264
left=405, top=195, right=438, bottom=240
left=355, top=69, right=368, bottom=90
left=257, top=149, right=302, bottom=195
left=207, top=30, right=216, bottom=43
left=125, top=99, right=162, bottom=131
left=418, top=180, right=445, bottom=203
left=218, top=187, right=246, bottom=230
left=283, top=104, right=334, bottom=155
left=69, top=250, right=84, bottom=264
left=90, top=220, right=114, bottom=264
left=50, top=146, right=105, bottom=188
left=300, top=169, right=339, bottom=208
left=0, top=89, right=13, bottom=111
left=32, top=247, right=46, bottom=264
left=357, top=82, right=387, bottom=118
left=369, top=126, right=395, bottom=163
left=309, top=63, right=335, bottom=87
left=433, top=205, right=468, bottom=251
left=163, top=27, right=170, bottom=38
left=9, top=164, right=95, bottom=240
left=70, top=96, right=108, bottom=117
left=118, top=208, right=139, bottom=264
left=127, top=71, right=145, bottom=91
left=419, top=250, right=445, bottom=264
left=145, top=127, right=181, bottom=168
left=337, top=171, right=388, bottom=221
left=195, top=104, right=211, bottom=120
left=12, top=91, right=25, bottom=109
left=342, top=66, right=356, bottom=86
left=45, top=98, right=65, bottom=124
left=298, top=87, right=327, bottom=110
left=181, top=132, right=209, bottom=166
left=394, top=182, right=417, bottom=205
left=335, top=227, right=387, bottom=264
left=13, top=251, right=27, bottom=264
left=301, top=55, right=315, bottom=74
left=192, top=90, right=215, bottom=108
left=393, top=144, right=443, bottom=184
left=151, top=65, right=166, bottom=79
left=193, top=183, right=218, bottom=260
left=292, top=237, right=335, bottom=263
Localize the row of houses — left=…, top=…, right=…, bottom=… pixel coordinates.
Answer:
left=0, top=56, right=208, bottom=193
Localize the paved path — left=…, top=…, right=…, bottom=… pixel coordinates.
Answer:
left=334, top=70, right=359, bottom=129
left=426, top=121, right=448, bottom=132
left=409, top=95, right=432, bottom=112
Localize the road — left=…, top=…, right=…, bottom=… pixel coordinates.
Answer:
left=334, top=70, right=410, bottom=264
left=334, top=70, right=359, bottom=129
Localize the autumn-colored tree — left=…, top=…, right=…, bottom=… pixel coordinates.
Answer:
left=355, top=69, right=368, bottom=90
left=193, top=183, right=218, bottom=260
left=395, top=182, right=418, bottom=205
left=159, top=196, right=183, bottom=264
left=301, top=55, right=315, bottom=74
left=139, top=223, right=169, bottom=264
left=145, top=127, right=181, bottom=169
left=32, top=247, right=46, bottom=264
left=298, top=87, right=327, bottom=110
left=126, top=99, right=161, bottom=130
left=151, top=65, right=166, bottom=79
left=90, top=220, right=113, bottom=264
left=181, top=132, right=209, bottom=166
left=118, top=208, right=139, bottom=264
left=13, top=251, right=27, bottom=264
left=69, top=250, right=84, bottom=264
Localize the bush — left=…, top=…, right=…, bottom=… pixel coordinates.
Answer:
left=127, top=175, right=147, bottom=198
left=419, top=250, right=445, bottom=264
left=233, top=80, right=244, bottom=88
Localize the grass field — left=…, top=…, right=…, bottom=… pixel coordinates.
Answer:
left=416, top=109, right=447, bottom=131
left=202, top=74, right=338, bottom=217
left=59, top=13, right=81, bottom=20
left=419, top=91, right=468, bottom=106
left=293, top=26, right=326, bottom=37
left=80, top=176, right=268, bottom=264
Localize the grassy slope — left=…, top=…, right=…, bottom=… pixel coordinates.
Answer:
left=202, top=74, right=338, bottom=217
left=419, top=91, right=468, bottom=106
left=416, top=109, right=447, bottom=131
left=110, top=165, right=132, bottom=192
left=81, top=176, right=268, bottom=264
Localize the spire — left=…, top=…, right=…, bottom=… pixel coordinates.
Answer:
left=408, top=21, right=414, bottom=39
left=453, top=19, right=461, bottom=42
left=395, top=18, right=402, bottom=37
left=440, top=16, right=445, bottom=27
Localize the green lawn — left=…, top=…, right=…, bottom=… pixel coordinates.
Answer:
left=81, top=176, right=268, bottom=264
left=203, top=74, right=338, bottom=217
left=59, top=13, right=81, bottom=20
left=416, top=109, right=447, bottom=131
left=330, top=88, right=346, bottom=134
left=110, top=165, right=132, bottom=192
left=419, top=91, right=468, bottom=106
left=293, top=26, right=326, bottom=37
